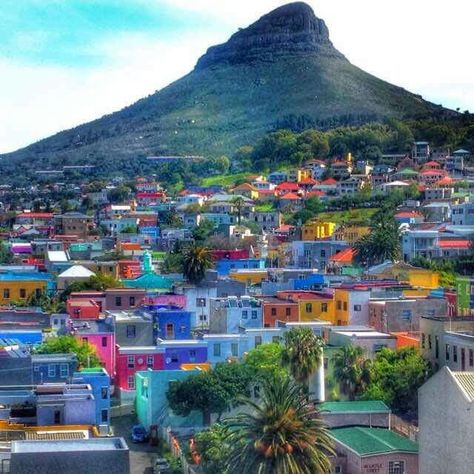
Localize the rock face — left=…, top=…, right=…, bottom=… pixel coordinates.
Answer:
left=196, top=2, right=343, bottom=69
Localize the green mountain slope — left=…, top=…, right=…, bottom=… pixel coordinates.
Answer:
left=1, top=2, right=446, bottom=171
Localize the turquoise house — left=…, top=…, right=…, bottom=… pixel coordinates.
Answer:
left=123, top=251, right=173, bottom=291
left=135, top=369, right=203, bottom=430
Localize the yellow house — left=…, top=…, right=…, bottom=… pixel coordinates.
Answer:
left=298, top=297, right=336, bottom=324
left=407, top=269, right=439, bottom=289
left=334, top=288, right=351, bottom=326
left=333, top=225, right=370, bottom=244
left=402, top=288, right=432, bottom=298
left=301, top=221, right=337, bottom=241
left=231, top=183, right=260, bottom=200
left=229, top=269, right=268, bottom=286
left=287, top=168, right=312, bottom=183
left=0, top=276, right=50, bottom=305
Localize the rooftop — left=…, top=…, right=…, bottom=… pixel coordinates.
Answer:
left=330, top=427, right=418, bottom=456
left=11, top=437, right=128, bottom=453
left=452, top=370, right=474, bottom=402
left=319, top=400, right=390, bottom=414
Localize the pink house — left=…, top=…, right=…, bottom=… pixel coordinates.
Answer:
left=115, top=345, right=164, bottom=391
left=71, top=319, right=116, bottom=377
left=143, top=293, right=186, bottom=308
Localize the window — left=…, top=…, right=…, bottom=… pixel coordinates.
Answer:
left=321, top=303, right=328, bottom=313
left=470, top=349, right=474, bottom=367
left=305, top=303, right=313, bottom=313
left=213, top=344, right=221, bottom=357
left=320, top=250, right=326, bottom=257
left=33, top=365, right=39, bottom=372
left=435, top=336, right=439, bottom=359
left=353, top=304, right=361, bottom=312
left=101, top=409, right=108, bottom=423
left=285, top=307, right=291, bottom=317
left=170, top=352, right=178, bottom=363
left=19, top=288, right=26, bottom=299
left=421, top=333, right=425, bottom=348
left=126, top=325, right=136, bottom=338
left=446, top=344, right=450, bottom=361
left=388, top=461, right=405, bottom=474
left=147, top=355, right=154, bottom=367
left=196, top=298, right=206, bottom=307
left=337, top=300, right=342, bottom=310
left=453, top=345, right=458, bottom=363
left=272, top=336, right=280, bottom=343
left=231, top=343, right=238, bottom=357
left=48, top=364, right=56, bottom=378
left=189, top=350, right=196, bottom=362
left=60, top=364, right=68, bottom=377
left=335, top=466, right=342, bottom=474
left=54, top=410, right=61, bottom=424
left=101, top=387, right=108, bottom=399
left=271, top=308, right=277, bottom=316
left=127, top=356, right=135, bottom=368
left=101, top=337, right=107, bottom=347
left=242, top=310, right=248, bottom=319
left=428, top=334, right=432, bottom=349
left=343, top=302, right=347, bottom=311
left=255, top=336, right=262, bottom=347
left=128, top=376, right=135, bottom=390
left=115, top=296, right=122, bottom=307
left=166, top=323, right=175, bottom=338
left=3, top=289, right=9, bottom=299
left=251, top=310, right=258, bottom=319
left=129, top=296, right=136, bottom=306
left=402, top=309, right=412, bottom=320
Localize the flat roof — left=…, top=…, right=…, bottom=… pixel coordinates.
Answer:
left=320, top=400, right=390, bottom=414
left=11, top=437, right=128, bottom=453
left=330, top=427, right=418, bottom=456
left=333, top=330, right=393, bottom=339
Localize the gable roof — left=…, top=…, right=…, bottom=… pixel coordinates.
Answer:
left=58, top=265, right=95, bottom=279
left=280, top=192, right=301, bottom=200
left=452, top=371, right=474, bottom=402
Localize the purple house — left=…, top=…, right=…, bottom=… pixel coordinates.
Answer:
left=144, top=293, right=186, bottom=308
left=159, top=340, right=208, bottom=370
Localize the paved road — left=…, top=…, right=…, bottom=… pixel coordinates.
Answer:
left=112, top=414, right=157, bottom=474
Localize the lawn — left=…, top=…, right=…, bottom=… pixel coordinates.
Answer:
left=317, top=208, right=378, bottom=225
left=201, top=172, right=251, bottom=187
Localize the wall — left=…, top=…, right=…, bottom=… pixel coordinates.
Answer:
left=115, top=350, right=164, bottom=391
left=262, top=301, right=299, bottom=327
left=163, top=346, right=208, bottom=370
left=0, top=280, right=48, bottom=305
left=76, top=333, right=115, bottom=378
left=115, top=319, right=154, bottom=347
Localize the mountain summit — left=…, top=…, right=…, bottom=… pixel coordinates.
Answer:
left=2, top=2, right=444, bottom=172
left=196, top=2, right=343, bottom=69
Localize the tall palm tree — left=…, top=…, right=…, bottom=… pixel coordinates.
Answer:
left=183, top=245, right=212, bottom=285
left=231, top=196, right=246, bottom=225
left=224, top=377, right=334, bottom=474
left=333, top=345, right=371, bottom=400
left=282, top=327, right=324, bottom=390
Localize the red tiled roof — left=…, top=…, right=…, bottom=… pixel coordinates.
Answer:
left=438, top=240, right=470, bottom=249
left=420, top=170, right=447, bottom=176
left=136, top=192, right=164, bottom=198
left=435, top=176, right=454, bottom=186
left=280, top=192, right=301, bottom=200
left=330, top=248, right=355, bottom=263
left=395, top=211, right=423, bottom=218
left=17, top=213, right=53, bottom=219
left=321, top=178, right=337, bottom=185
left=423, top=161, right=441, bottom=167
left=276, top=182, right=300, bottom=191
left=305, top=190, right=326, bottom=198
left=298, top=177, right=318, bottom=185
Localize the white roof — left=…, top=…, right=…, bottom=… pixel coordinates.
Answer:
left=58, top=265, right=95, bottom=278
left=47, top=250, right=69, bottom=262
left=385, top=181, right=410, bottom=186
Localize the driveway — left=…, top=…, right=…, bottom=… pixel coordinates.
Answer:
left=112, top=414, right=157, bottom=474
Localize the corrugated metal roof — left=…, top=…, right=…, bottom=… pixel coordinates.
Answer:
left=453, top=371, right=474, bottom=402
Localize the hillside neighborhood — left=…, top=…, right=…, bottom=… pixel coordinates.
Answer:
left=0, top=139, right=471, bottom=473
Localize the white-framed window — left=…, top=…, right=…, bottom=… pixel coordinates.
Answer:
left=231, top=343, right=238, bottom=357
left=128, top=376, right=135, bottom=390
left=127, top=355, right=135, bottom=368
left=353, top=304, right=362, bottom=311
left=60, top=364, right=69, bottom=377
left=388, top=461, right=405, bottom=474
left=147, top=355, right=154, bottom=367
left=48, top=364, right=56, bottom=378
left=213, top=344, right=221, bottom=357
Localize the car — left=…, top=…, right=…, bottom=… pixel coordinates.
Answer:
left=131, top=424, right=149, bottom=443
left=153, top=457, right=171, bottom=474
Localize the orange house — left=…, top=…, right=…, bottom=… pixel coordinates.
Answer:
left=391, top=332, right=420, bottom=349
left=262, top=297, right=299, bottom=328
left=67, top=299, right=101, bottom=320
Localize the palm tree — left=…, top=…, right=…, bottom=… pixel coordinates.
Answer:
left=183, top=245, right=212, bottom=284
left=333, top=345, right=371, bottom=400
left=282, top=327, right=324, bottom=390
left=231, top=196, right=246, bottom=225
left=224, top=377, right=334, bottom=474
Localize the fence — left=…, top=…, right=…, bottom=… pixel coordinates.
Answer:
left=391, top=414, right=419, bottom=442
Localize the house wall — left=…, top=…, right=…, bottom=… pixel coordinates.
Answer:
left=114, top=319, right=154, bottom=347
left=163, top=346, right=207, bottom=370
left=105, top=289, right=145, bottom=311
left=0, top=280, right=48, bottom=305
left=115, top=349, right=164, bottom=391
left=262, top=302, right=299, bottom=327
left=76, top=333, right=115, bottom=377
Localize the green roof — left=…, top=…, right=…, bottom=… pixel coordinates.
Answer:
left=330, top=427, right=418, bottom=456
left=398, top=168, right=418, bottom=175
left=320, top=400, right=390, bottom=414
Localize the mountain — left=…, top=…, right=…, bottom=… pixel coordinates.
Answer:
left=1, top=2, right=446, bottom=172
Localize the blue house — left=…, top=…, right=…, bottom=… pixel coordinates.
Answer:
left=0, top=330, right=43, bottom=346
left=32, top=353, right=78, bottom=384
left=73, top=367, right=111, bottom=428
left=216, top=258, right=266, bottom=277
left=292, top=274, right=325, bottom=291
left=146, top=305, right=193, bottom=340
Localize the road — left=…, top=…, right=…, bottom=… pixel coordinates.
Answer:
left=112, top=414, right=157, bottom=474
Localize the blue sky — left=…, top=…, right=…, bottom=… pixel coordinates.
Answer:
left=1, top=0, right=473, bottom=153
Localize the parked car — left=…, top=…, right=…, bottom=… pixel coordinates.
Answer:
left=131, top=424, right=148, bottom=443
left=153, top=457, right=171, bottom=474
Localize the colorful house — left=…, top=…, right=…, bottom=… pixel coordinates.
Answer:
left=301, top=221, right=337, bottom=240
left=276, top=291, right=336, bottom=324
left=0, top=271, right=54, bottom=305
left=262, top=297, right=299, bottom=327
left=216, top=258, right=266, bottom=277
left=229, top=269, right=268, bottom=286
left=67, top=299, right=101, bottom=320
left=334, top=287, right=371, bottom=326
left=160, top=340, right=208, bottom=370
left=146, top=306, right=193, bottom=341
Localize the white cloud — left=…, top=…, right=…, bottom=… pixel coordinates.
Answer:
left=1, top=0, right=473, bottom=153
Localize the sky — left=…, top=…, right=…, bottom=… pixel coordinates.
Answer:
left=1, top=0, right=473, bottom=153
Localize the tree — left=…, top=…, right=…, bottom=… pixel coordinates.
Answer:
left=194, top=424, right=233, bottom=474
left=224, top=377, right=334, bottom=474
left=333, top=345, right=371, bottom=400
left=182, top=245, right=212, bottom=285
left=35, top=335, right=101, bottom=368
left=361, top=347, right=432, bottom=418
left=243, top=343, right=288, bottom=381
left=231, top=196, right=246, bottom=225
left=282, top=327, right=324, bottom=391
left=167, top=362, right=252, bottom=424
left=192, top=220, right=216, bottom=243
left=61, top=272, right=122, bottom=299
left=0, top=242, right=13, bottom=264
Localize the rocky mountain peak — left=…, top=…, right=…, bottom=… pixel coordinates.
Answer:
left=195, top=2, right=344, bottom=70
